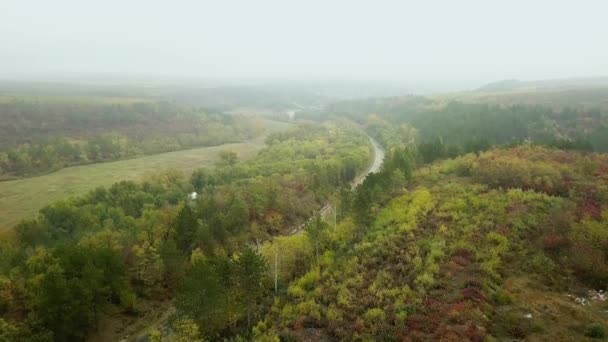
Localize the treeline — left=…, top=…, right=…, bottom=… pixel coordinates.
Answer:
left=327, top=98, right=608, bottom=158
left=0, top=99, right=261, bottom=178
left=0, top=122, right=370, bottom=341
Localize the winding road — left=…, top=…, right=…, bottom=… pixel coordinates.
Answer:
left=351, top=134, right=385, bottom=188
left=288, top=134, right=385, bottom=235
left=131, top=131, right=384, bottom=341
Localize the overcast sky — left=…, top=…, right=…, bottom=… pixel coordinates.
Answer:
left=1, top=0, right=607, bottom=83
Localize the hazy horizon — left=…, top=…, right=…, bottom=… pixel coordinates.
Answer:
left=2, top=0, right=608, bottom=83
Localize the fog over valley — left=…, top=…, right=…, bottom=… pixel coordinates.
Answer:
left=2, top=0, right=608, bottom=86
left=1, top=1, right=608, bottom=341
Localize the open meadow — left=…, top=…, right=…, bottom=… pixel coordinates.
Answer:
left=0, top=119, right=291, bottom=232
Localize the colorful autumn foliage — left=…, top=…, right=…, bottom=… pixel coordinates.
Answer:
left=262, top=145, right=608, bottom=341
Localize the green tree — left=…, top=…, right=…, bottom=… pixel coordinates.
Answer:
left=172, top=319, right=205, bottom=342
left=160, top=239, right=185, bottom=291
left=337, top=186, right=353, bottom=220
left=218, top=150, right=238, bottom=167
left=235, top=246, right=267, bottom=328
left=176, top=257, right=229, bottom=339
left=173, top=204, right=198, bottom=252
left=132, top=241, right=164, bottom=296
left=353, top=187, right=374, bottom=231
left=418, top=136, right=446, bottom=163
left=25, top=246, right=127, bottom=341
left=224, top=194, right=249, bottom=235
left=304, top=214, right=329, bottom=261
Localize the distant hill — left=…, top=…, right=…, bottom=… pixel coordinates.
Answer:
left=476, top=79, right=522, bottom=91
left=478, top=77, right=608, bottom=92
left=439, top=78, right=608, bottom=110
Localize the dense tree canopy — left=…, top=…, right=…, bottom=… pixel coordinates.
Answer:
left=2, top=92, right=608, bottom=341
left=0, top=99, right=261, bottom=178
left=326, top=97, right=608, bottom=159
left=0, top=122, right=371, bottom=340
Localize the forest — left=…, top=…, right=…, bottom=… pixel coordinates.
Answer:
left=0, top=98, right=261, bottom=179
left=0, top=121, right=371, bottom=341
left=327, top=97, right=608, bottom=155
left=4, top=0, right=608, bottom=339
left=256, top=144, right=608, bottom=340
left=1, top=88, right=608, bottom=341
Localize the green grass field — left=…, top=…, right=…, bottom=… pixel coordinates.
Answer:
left=0, top=119, right=291, bottom=232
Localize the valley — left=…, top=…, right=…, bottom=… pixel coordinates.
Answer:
left=0, top=123, right=289, bottom=232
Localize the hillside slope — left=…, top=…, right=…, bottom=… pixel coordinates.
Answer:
left=258, top=146, right=608, bottom=341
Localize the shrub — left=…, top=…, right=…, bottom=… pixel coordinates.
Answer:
left=530, top=321, right=544, bottom=333
left=461, top=287, right=487, bottom=302
left=542, top=233, right=568, bottom=250
left=490, top=312, right=532, bottom=339
left=295, top=299, right=322, bottom=321
left=395, top=310, right=408, bottom=327
left=297, top=268, right=321, bottom=291
left=529, top=253, right=556, bottom=274
left=326, top=304, right=343, bottom=321
left=364, top=308, right=387, bottom=334
left=364, top=307, right=386, bottom=322
left=119, top=289, right=138, bottom=314
left=584, top=323, right=606, bottom=338
left=493, top=290, right=512, bottom=305
left=287, top=284, right=306, bottom=298
left=569, top=216, right=608, bottom=286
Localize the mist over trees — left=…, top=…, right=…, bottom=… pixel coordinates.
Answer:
left=0, top=99, right=260, bottom=179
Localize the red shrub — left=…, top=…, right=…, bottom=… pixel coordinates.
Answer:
left=453, top=302, right=466, bottom=312
left=407, top=314, right=440, bottom=333
left=542, top=233, right=568, bottom=250
left=293, top=316, right=306, bottom=330
left=464, top=323, right=486, bottom=342
left=581, top=199, right=601, bottom=219
left=453, top=249, right=472, bottom=260
left=461, top=287, right=487, bottom=302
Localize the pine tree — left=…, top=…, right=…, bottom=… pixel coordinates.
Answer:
left=174, top=204, right=198, bottom=253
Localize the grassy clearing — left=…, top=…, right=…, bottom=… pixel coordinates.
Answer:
left=500, top=277, right=608, bottom=341
left=0, top=119, right=291, bottom=232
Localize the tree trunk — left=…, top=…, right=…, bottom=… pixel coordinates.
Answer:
left=247, top=306, right=251, bottom=328
left=274, top=245, right=278, bottom=294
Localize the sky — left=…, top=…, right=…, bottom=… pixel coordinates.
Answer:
left=1, top=0, right=607, bottom=83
